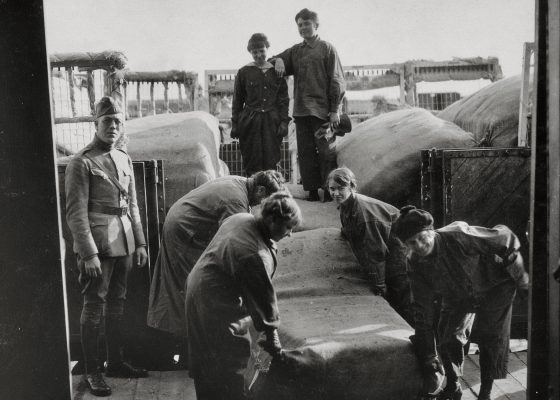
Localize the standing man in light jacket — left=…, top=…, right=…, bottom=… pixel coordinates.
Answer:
left=272, top=8, right=346, bottom=202
left=65, top=96, right=149, bottom=397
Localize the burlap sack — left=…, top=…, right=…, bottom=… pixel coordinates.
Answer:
left=247, top=228, right=422, bottom=400
left=439, top=75, right=530, bottom=147
left=336, top=108, right=474, bottom=207
left=125, top=112, right=229, bottom=207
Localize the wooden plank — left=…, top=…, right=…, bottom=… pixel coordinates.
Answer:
left=461, top=355, right=483, bottom=398
left=72, top=375, right=137, bottom=400
left=163, top=82, right=170, bottom=113
left=517, top=42, right=534, bottom=147
left=507, top=352, right=528, bottom=388
left=136, top=83, right=143, bottom=118
left=467, top=354, right=527, bottom=400
left=134, top=371, right=162, bottom=400
left=150, top=82, right=156, bottom=115
left=157, top=370, right=195, bottom=400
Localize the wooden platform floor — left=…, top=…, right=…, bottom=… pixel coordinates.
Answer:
left=71, top=351, right=527, bottom=400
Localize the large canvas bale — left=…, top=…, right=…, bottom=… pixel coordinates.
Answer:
left=336, top=108, right=474, bottom=207
left=439, top=75, right=530, bottom=147
left=248, top=228, right=422, bottom=400
left=125, top=112, right=229, bottom=207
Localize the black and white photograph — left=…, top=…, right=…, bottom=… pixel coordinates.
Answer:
left=1, top=0, right=558, bottom=399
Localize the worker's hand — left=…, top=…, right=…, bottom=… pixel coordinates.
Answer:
left=230, top=123, right=239, bottom=139
left=372, top=283, right=387, bottom=297
left=134, top=246, right=148, bottom=268
left=274, top=58, right=285, bottom=77
left=514, top=272, right=529, bottom=301
left=84, top=255, right=102, bottom=278
left=258, top=329, right=283, bottom=358
left=423, top=358, right=445, bottom=376
left=329, top=112, right=340, bottom=129
left=422, top=358, right=445, bottom=397
left=277, top=121, right=289, bottom=138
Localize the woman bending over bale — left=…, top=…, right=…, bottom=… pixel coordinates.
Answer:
left=231, top=33, right=291, bottom=176
left=327, top=167, right=413, bottom=325
left=185, top=192, right=302, bottom=400
left=393, top=206, right=529, bottom=400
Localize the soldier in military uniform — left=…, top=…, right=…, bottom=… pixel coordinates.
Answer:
left=65, top=96, right=149, bottom=396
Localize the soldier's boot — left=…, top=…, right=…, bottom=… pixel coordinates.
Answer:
left=81, top=323, right=112, bottom=396
left=105, top=316, right=148, bottom=378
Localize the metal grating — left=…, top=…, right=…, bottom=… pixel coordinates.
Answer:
left=219, top=139, right=292, bottom=182
left=417, top=92, right=461, bottom=111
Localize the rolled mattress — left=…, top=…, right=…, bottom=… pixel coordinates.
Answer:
left=247, top=227, right=422, bottom=400
left=336, top=108, right=474, bottom=207
left=125, top=112, right=229, bottom=207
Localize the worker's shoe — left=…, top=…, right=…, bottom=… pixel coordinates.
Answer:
left=84, top=372, right=112, bottom=397
left=477, top=389, right=491, bottom=400
left=105, top=361, right=149, bottom=378
left=438, top=382, right=462, bottom=400
left=306, top=190, right=320, bottom=202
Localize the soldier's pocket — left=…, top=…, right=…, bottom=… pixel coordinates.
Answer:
left=89, top=216, right=110, bottom=255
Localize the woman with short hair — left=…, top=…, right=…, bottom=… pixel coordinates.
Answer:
left=393, top=206, right=529, bottom=400
left=231, top=33, right=290, bottom=176
left=327, top=167, right=413, bottom=324
left=185, top=192, right=302, bottom=400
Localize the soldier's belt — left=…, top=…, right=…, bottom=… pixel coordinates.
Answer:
left=89, top=204, right=129, bottom=216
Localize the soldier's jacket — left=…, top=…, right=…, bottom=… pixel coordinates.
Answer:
left=65, top=142, right=146, bottom=259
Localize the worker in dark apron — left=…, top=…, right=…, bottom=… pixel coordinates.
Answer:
left=393, top=206, right=529, bottom=400
left=185, top=192, right=302, bottom=400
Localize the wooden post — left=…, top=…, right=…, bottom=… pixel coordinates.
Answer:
left=0, top=1, right=72, bottom=398
left=184, top=81, right=193, bottom=111
left=403, top=62, right=417, bottom=106
left=150, top=82, right=156, bottom=115
left=67, top=68, right=77, bottom=117
left=177, top=82, right=184, bottom=112
left=547, top=2, right=560, bottom=398
left=124, top=81, right=129, bottom=119
left=518, top=42, right=535, bottom=147
left=528, top=1, right=554, bottom=399
left=163, top=81, right=170, bottom=113
left=87, top=70, right=95, bottom=115
left=399, top=68, right=406, bottom=105
left=136, top=82, right=143, bottom=118
left=103, top=69, right=111, bottom=96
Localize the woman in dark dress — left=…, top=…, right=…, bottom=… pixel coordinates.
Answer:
left=231, top=33, right=290, bottom=176
left=185, top=192, right=302, bottom=400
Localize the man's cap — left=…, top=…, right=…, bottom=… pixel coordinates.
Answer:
left=316, top=113, right=352, bottom=138
left=95, top=96, right=123, bottom=119
left=247, top=33, right=270, bottom=51
left=393, top=205, right=434, bottom=242
left=334, top=113, right=352, bottom=136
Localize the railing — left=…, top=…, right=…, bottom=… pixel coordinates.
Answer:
left=123, top=70, right=198, bottom=119
left=219, top=139, right=294, bottom=183
left=50, top=51, right=127, bottom=155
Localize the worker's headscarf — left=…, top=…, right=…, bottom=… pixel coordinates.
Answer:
left=393, top=205, right=434, bottom=242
